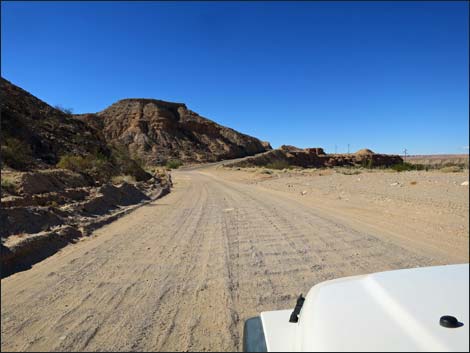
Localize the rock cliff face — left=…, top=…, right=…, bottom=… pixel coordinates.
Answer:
left=227, top=145, right=403, bottom=168
left=76, top=99, right=272, bottom=164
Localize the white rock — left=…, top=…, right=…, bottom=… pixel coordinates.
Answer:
left=390, top=182, right=400, bottom=186
left=300, top=191, right=307, bottom=196
left=461, top=181, right=469, bottom=186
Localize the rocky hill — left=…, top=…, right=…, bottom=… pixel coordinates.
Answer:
left=1, top=77, right=111, bottom=168
left=1, top=78, right=271, bottom=172
left=0, top=77, right=152, bottom=182
left=75, top=99, right=271, bottom=164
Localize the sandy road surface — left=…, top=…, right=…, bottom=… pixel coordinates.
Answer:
left=1, top=166, right=468, bottom=352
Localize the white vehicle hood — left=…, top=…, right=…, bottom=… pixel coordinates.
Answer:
left=261, top=264, right=469, bottom=352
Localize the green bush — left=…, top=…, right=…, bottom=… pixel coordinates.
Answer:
left=1, top=177, right=18, bottom=194
left=390, top=162, right=431, bottom=172
left=57, top=153, right=117, bottom=182
left=390, top=162, right=416, bottom=172
left=57, top=155, right=92, bottom=172
left=166, top=159, right=183, bottom=169
left=1, top=138, right=33, bottom=170
left=413, top=163, right=429, bottom=171
left=265, top=160, right=290, bottom=169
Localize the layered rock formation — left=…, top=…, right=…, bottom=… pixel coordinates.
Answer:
left=1, top=78, right=271, bottom=172
left=76, top=99, right=271, bottom=164
left=227, top=145, right=403, bottom=168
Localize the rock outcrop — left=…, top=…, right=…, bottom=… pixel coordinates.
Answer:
left=75, top=99, right=272, bottom=164
left=226, top=145, right=403, bottom=168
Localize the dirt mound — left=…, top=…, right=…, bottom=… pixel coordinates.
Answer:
left=76, top=98, right=271, bottom=165
left=355, top=148, right=375, bottom=156
left=80, top=183, right=149, bottom=215
left=20, top=169, right=91, bottom=194
left=0, top=207, right=64, bottom=238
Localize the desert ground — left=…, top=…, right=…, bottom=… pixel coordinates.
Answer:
left=406, top=154, right=469, bottom=167
left=1, top=164, right=468, bottom=351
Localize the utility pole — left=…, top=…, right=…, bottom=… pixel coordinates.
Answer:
left=335, top=144, right=337, bottom=154
left=347, top=144, right=350, bottom=154
left=403, top=148, right=408, bottom=162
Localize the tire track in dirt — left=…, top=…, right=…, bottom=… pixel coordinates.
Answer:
left=1, top=168, right=450, bottom=352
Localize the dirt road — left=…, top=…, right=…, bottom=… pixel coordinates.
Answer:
left=1, top=166, right=467, bottom=351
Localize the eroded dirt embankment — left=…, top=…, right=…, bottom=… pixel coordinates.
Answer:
left=1, top=168, right=172, bottom=278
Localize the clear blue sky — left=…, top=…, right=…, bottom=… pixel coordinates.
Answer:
left=2, top=1, right=468, bottom=154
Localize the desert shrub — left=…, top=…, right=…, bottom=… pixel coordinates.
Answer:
left=57, top=155, right=92, bottom=172
left=1, top=138, right=33, bottom=170
left=439, top=166, right=462, bottom=173
left=412, top=163, right=428, bottom=171
left=91, top=156, right=117, bottom=181
left=361, top=158, right=375, bottom=169
left=265, top=161, right=290, bottom=169
left=106, top=145, right=151, bottom=181
left=396, top=163, right=430, bottom=171
left=341, top=169, right=361, bottom=175
left=57, top=153, right=117, bottom=182
left=440, top=161, right=468, bottom=169
left=410, top=181, right=417, bottom=185
left=166, top=159, right=183, bottom=169
left=390, top=162, right=416, bottom=172
left=54, top=105, right=74, bottom=114
left=47, top=200, right=59, bottom=208
left=1, top=176, right=18, bottom=195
